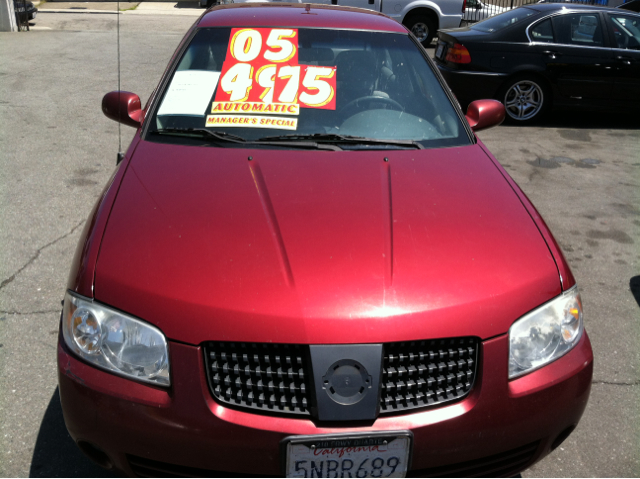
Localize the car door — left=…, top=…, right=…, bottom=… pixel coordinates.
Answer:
left=533, top=12, right=616, bottom=105
left=605, top=12, right=640, bottom=105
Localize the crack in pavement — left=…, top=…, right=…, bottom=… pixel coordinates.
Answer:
left=592, top=380, right=640, bottom=387
left=0, top=220, right=84, bottom=292
left=0, top=309, right=61, bottom=315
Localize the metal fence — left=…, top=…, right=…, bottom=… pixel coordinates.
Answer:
left=14, top=0, right=31, bottom=31
left=463, top=0, right=616, bottom=23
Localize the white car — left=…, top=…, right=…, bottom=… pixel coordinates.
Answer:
left=213, top=0, right=466, bottom=46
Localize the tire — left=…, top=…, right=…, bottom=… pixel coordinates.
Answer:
left=498, top=75, right=549, bottom=125
left=405, top=15, right=436, bottom=48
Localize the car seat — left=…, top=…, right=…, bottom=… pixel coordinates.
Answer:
left=334, top=50, right=378, bottom=109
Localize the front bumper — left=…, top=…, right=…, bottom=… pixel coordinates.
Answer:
left=58, top=332, right=592, bottom=477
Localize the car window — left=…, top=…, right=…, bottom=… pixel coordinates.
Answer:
left=608, top=14, right=640, bottom=49
left=552, top=13, right=604, bottom=46
left=471, top=7, right=536, bottom=33
left=530, top=18, right=554, bottom=43
left=148, top=27, right=468, bottom=149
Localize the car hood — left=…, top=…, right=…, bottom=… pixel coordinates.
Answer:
left=95, top=140, right=561, bottom=345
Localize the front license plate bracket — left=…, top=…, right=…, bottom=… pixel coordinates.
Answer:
left=281, top=431, right=413, bottom=478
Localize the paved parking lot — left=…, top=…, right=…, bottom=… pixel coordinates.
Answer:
left=0, top=8, right=639, bottom=477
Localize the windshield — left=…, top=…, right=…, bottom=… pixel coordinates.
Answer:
left=147, top=27, right=468, bottom=149
left=471, top=7, right=537, bottom=32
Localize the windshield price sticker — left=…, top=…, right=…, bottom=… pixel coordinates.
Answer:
left=210, top=28, right=337, bottom=130
left=226, top=27, right=300, bottom=65
left=211, top=101, right=300, bottom=116
left=285, top=433, right=411, bottom=478
left=205, top=114, right=298, bottom=130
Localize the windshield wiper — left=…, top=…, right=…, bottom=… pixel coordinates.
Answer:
left=152, top=128, right=248, bottom=143
left=257, top=133, right=424, bottom=150
left=150, top=128, right=341, bottom=150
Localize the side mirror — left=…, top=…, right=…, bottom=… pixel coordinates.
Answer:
left=465, top=99, right=505, bottom=132
left=102, top=91, right=144, bottom=128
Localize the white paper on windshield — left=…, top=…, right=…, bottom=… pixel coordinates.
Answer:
left=157, top=70, right=221, bottom=116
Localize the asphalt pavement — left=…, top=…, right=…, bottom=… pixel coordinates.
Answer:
left=35, top=0, right=204, bottom=15
left=0, top=7, right=639, bottom=477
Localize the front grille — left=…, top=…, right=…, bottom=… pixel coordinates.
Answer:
left=380, top=337, right=479, bottom=414
left=203, top=337, right=479, bottom=418
left=203, top=342, right=312, bottom=416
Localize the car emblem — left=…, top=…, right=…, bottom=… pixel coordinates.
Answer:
left=322, top=359, right=372, bottom=405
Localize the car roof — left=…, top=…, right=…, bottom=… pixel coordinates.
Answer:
left=526, top=2, right=636, bottom=14
left=197, top=2, right=408, bottom=33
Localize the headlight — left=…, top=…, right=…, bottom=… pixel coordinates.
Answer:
left=62, top=291, right=170, bottom=386
left=509, top=286, right=583, bottom=379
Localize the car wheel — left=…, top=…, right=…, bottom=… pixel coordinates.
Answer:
left=405, top=15, right=436, bottom=47
left=499, top=76, right=549, bottom=124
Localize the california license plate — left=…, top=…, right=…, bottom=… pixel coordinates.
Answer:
left=435, top=43, right=445, bottom=59
left=283, top=431, right=412, bottom=478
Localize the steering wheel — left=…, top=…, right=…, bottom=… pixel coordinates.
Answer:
left=339, top=95, right=404, bottom=119
left=616, top=31, right=630, bottom=49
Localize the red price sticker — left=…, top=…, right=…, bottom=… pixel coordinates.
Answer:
left=299, top=65, right=336, bottom=110
left=226, top=28, right=299, bottom=64
left=213, top=28, right=337, bottom=117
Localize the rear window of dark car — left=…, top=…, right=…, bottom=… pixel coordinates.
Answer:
left=471, top=7, right=537, bottom=32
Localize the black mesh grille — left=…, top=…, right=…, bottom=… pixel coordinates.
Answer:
left=203, top=342, right=312, bottom=416
left=204, top=337, right=479, bottom=418
left=380, top=337, right=479, bottom=414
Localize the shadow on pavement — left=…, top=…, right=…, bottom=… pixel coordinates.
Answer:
left=517, top=110, right=640, bottom=130
left=30, top=388, right=116, bottom=478
left=629, top=276, right=640, bottom=309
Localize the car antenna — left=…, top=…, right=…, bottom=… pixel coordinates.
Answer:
left=116, top=0, right=124, bottom=164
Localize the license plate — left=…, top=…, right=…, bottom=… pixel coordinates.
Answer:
left=435, top=43, right=445, bottom=59
left=283, top=431, right=412, bottom=478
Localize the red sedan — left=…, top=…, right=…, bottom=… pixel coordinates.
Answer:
left=58, top=3, right=592, bottom=477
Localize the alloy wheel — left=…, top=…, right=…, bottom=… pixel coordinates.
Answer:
left=411, top=22, right=430, bottom=43
left=504, top=80, right=544, bottom=121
